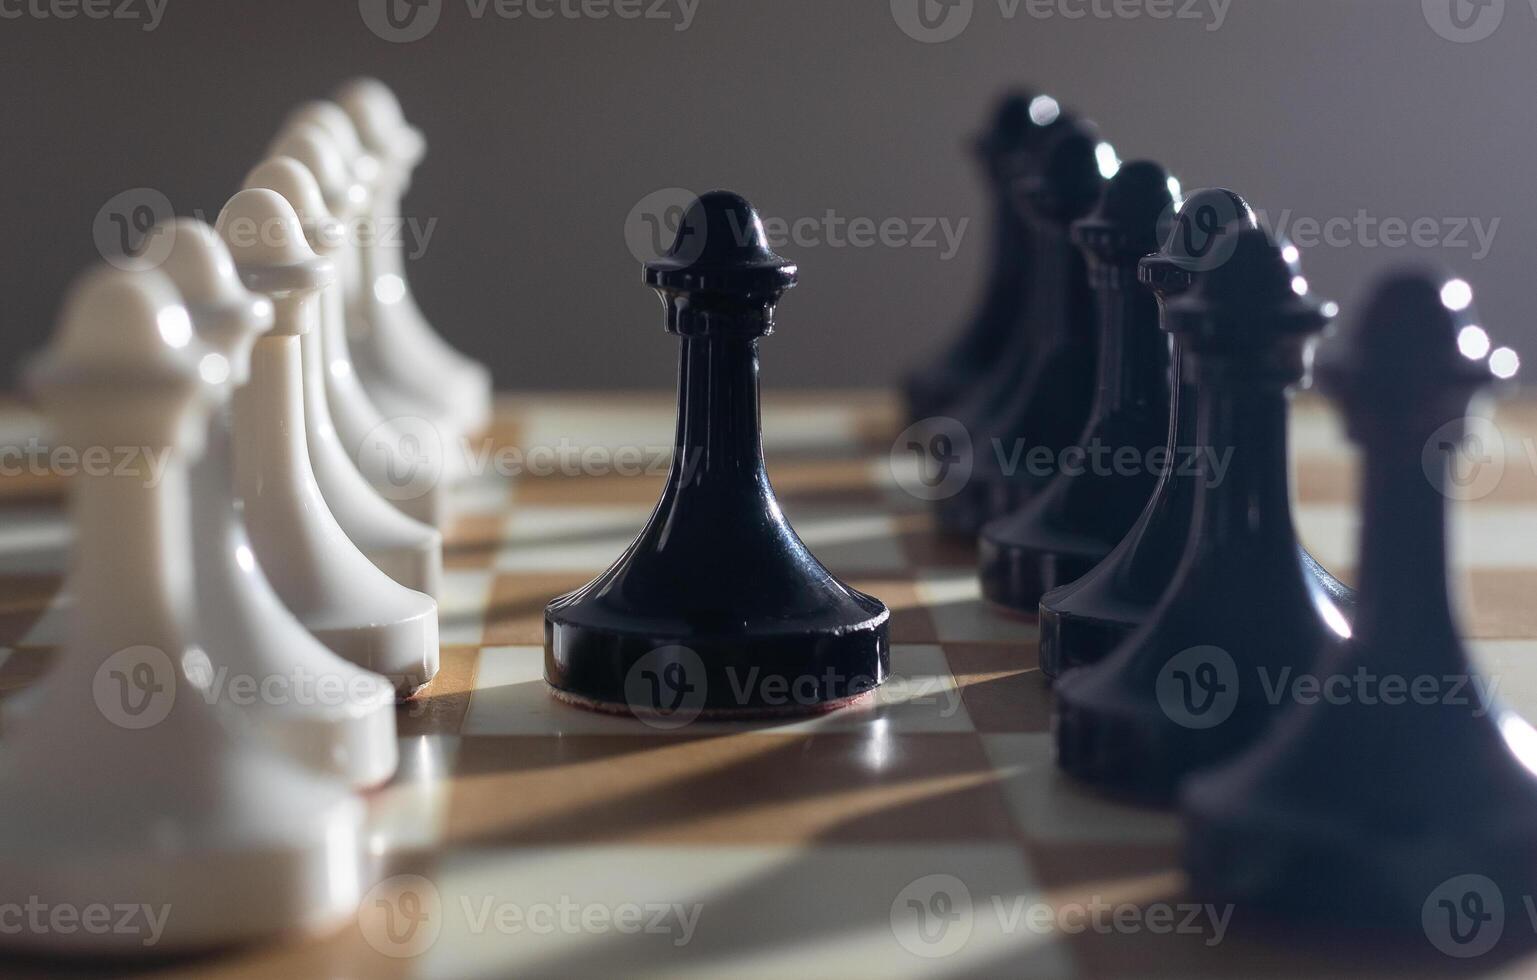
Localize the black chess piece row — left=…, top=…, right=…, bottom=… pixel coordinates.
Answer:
left=905, top=95, right=1357, bottom=679
left=908, top=91, right=1537, bottom=937
left=1179, top=269, right=1537, bottom=934
left=927, top=99, right=1104, bottom=535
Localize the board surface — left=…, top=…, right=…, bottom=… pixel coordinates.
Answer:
left=2, top=390, right=1537, bottom=978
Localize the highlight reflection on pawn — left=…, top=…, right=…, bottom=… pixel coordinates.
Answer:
left=545, top=191, right=890, bottom=718
left=218, top=188, right=439, bottom=697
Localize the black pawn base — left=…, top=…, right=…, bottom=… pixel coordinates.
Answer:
left=1039, top=545, right=1356, bottom=681
left=1036, top=585, right=1137, bottom=679
left=1183, top=756, right=1537, bottom=933
left=978, top=519, right=1109, bottom=616
left=936, top=471, right=1051, bottom=538
left=545, top=611, right=890, bottom=719
left=1053, top=670, right=1260, bottom=805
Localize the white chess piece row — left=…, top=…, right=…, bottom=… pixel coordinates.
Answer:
left=0, top=79, right=489, bottom=955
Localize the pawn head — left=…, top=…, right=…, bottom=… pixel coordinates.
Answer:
left=644, top=190, right=798, bottom=337
left=1071, top=159, right=1179, bottom=265
left=1318, top=271, right=1508, bottom=437
left=29, top=266, right=227, bottom=449
left=156, top=218, right=274, bottom=388
left=286, top=101, right=367, bottom=163
left=334, top=77, right=425, bottom=169
left=1164, top=225, right=1333, bottom=367
left=244, top=156, right=346, bottom=257
left=1138, top=188, right=1257, bottom=301
left=974, top=90, right=1064, bottom=183
left=216, top=189, right=332, bottom=315
left=1014, top=118, right=1110, bottom=225
left=285, top=99, right=381, bottom=188
left=269, top=123, right=367, bottom=219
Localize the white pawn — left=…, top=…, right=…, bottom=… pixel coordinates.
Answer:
left=334, top=77, right=495, bottom=438
left=270, top=111, right=475, bottom=490
left=0, top=267, right=364, bottom=955
left=243, top=157, right=444, bottom=598
left=268, top=121, right=460, bottom=523
left=158, top=217, right=399, bottom=788
left=218, top=188, right=439, bottom=697
left=286, top=99, right=379, bottom=188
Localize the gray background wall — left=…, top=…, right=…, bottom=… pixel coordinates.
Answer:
left=1, top=0, right=1531, bottom=392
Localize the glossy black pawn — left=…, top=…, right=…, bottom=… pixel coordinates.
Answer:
left=1053, top=226, right=1350, bottom=803
left=1037, top=191, right=1356, bottom=679
left=545, top=191, right=890, bottom=717
left=977, top=160, right=1175, bottom=614
left=934, top=117, right=1104, bottom=535
left=1182, top=271, right=1537, bottom=932
left=904, top=91, right=1043, bottom=422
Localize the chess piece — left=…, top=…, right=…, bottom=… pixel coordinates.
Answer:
left=333, top=77, right=494, bottom=438
left=1054, top=226, right=1350, bottom=803
left=545, top=191, right=890, bottom=716
left=268, top=121, right=454, bottom=527
left=933, top=116, right=1105, bottom=534
left=219, top=188, right=439, bottom=697
left=243, top=156, right=444, bottom=598
left=0, top=267, right=363, bottom=955
left=285, top=99, right=379, bottom=187
left=1037, top=191, right=1355, bottom=678
left=272, top=117, right=473, bottom=492
left=978, top=160, right=1176, bottom=613
left=903, top=90, right=1050, bottom=422
left=1182, top=271, right=1537, bottom=931
left=160, top=217, right=398, bottom=788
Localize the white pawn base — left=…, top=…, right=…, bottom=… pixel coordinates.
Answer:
left=194, top=416, right=399, bottom=787
left=0, top=759, right=364, bottom=956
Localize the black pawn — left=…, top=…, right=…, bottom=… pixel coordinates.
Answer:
left=545, top=191, right=890, bottom=717
left=935, top=116, right=1104, bottom=534
left=904, top=90, right=1045, bottom=422
left=977, top=160, right=1176, bottom=613
left=1053, top=226, right=1349, bottom=803
left=1037, top=190, right=1355, bottom=678
left=1182, top=271, right=1537, bottom=932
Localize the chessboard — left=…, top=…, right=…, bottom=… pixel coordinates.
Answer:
left=5, top=389, right=1537, bottom=979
